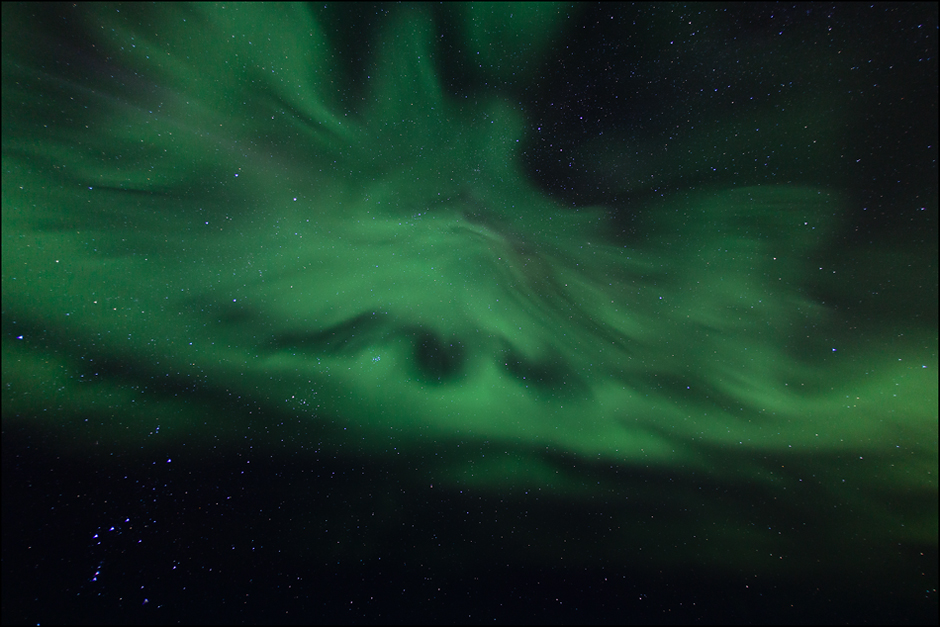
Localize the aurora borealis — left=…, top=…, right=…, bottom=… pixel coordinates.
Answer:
left=2, top=3, right=937, bottom=622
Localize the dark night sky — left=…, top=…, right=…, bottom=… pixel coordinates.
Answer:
left=2, top=3, right=937, bottom=624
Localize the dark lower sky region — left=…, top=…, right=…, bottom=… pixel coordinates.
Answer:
left=2, top=3, right=937, bottom=624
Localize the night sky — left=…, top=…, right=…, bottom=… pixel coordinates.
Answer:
left=2, top=3, right=937, bottom=624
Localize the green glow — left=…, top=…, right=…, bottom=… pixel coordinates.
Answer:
left=2, top=3, right=936, bottom=577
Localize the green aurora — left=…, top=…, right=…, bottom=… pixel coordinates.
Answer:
left=2, top=2, right=936, bottom=600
